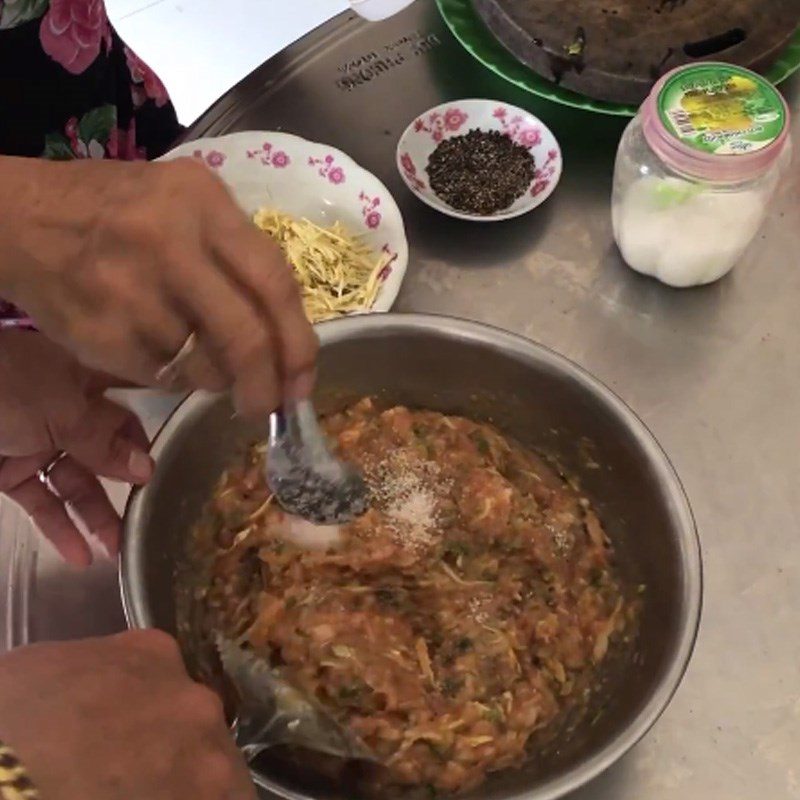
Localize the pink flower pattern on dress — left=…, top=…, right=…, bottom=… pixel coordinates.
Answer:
left=413, top=107, right=468, bottom=142
left=246, top=141, right=291, bottom=168
left=65, top=114, right=103, bottom=158
left=43, top=104, right=146, bottom=161
left=359, top=192, right=382, bottom=229
left=308, top=154, right=347, bottom=184
left=108, top=119, right=146, bottom=160
left=493, top=106, right=541, bottom=149
left=39, top=0, right=112, bottom=75
left=125, top=46, right=169, bottom=108
left=1, top=1, right=181, bottom=329
left=64, top=116, right=78, bottom=141
left=399, top=152, right=425, bottom=191
left=193, top=149, right=226, bottom=169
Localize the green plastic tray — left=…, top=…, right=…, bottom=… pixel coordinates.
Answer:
left=436, top=0, right=800, bottom=117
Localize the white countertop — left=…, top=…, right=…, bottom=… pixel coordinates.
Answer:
left=107, top=0, right=347, bottom=124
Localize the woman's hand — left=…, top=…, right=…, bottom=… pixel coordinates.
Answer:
left=0, top=630, right=256, bottom=800
left=0, top=155, right=318, bottom=416
left=0, top=330, right=153, bottom=567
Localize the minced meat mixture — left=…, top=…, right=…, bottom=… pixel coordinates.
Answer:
left=191, top=398, right=635, bottom=794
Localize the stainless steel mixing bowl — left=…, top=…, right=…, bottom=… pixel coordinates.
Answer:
left=121, top=313, right=701, bottom=800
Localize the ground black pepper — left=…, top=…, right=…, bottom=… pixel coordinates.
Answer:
left=426, top=129, right=536, bottom=215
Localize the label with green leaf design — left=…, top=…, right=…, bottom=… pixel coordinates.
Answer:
left=657, top=64, right=786, bottom=155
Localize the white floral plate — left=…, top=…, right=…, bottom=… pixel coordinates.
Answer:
left=160, top=131, right=408, bottom=314
left=396, top=99, right=563, bottom=222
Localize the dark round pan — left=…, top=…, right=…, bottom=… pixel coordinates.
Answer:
left=472, top=0, right=799, bottom=105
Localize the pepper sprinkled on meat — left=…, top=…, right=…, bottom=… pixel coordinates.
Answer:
left=190, top=398, right=639, bottom=795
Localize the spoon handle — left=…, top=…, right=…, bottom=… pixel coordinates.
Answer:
left=269, top=408, right=288, bottom=441
left=270, top=401, right=332, bottom=464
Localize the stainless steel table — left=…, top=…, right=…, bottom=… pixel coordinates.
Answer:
left=2, top=2, right=799, bottom=797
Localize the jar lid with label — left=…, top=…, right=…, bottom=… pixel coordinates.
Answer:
left=641, top=62, right=790, bottom=182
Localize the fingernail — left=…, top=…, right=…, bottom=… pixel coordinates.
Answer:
left=285, top=369, right=316, bottom=402
left=127, top=448, right=154, bottom=484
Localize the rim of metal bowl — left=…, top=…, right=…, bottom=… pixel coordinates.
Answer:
left=120, top=312, right=702, bottom=800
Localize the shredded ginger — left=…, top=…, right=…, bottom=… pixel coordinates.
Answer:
left=253, top=208, right=390, bottom=322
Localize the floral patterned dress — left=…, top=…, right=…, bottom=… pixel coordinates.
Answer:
left=0, top=0, right=183, bottom=327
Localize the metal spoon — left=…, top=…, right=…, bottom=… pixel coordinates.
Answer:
left=216, top=636, right=377, bottom=763
left=267, top=400, right=369, bottom=525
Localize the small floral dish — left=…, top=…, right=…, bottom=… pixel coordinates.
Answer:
left=396, top=99, right=563, bottom=222
left=160, top=131, right=408, bottom=314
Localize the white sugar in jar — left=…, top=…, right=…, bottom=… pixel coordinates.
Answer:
left=612, top=63, right=791, bottom=288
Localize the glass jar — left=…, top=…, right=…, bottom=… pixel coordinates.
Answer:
left=612, top=63, right=791, bottom=288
